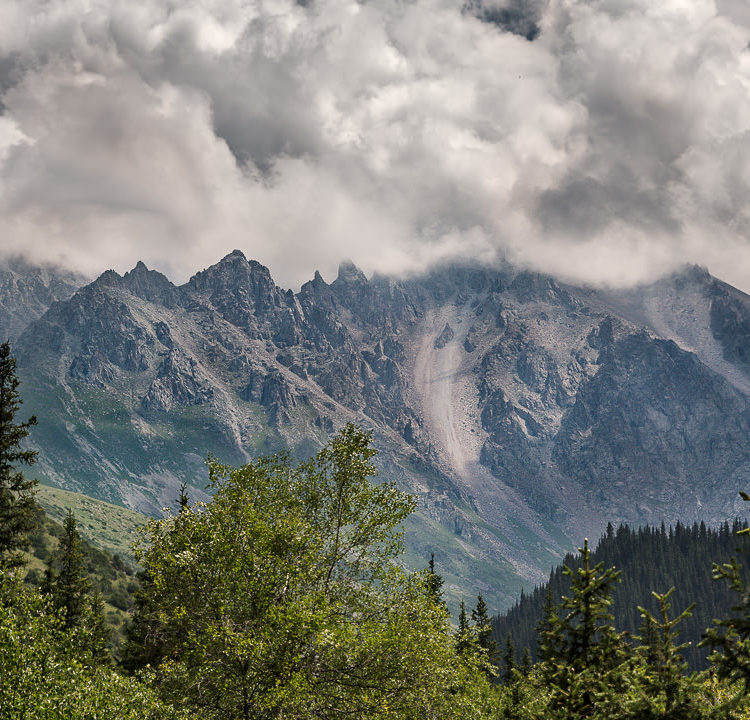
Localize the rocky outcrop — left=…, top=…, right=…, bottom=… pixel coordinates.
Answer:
left=0, top=257, right=85, bottom=341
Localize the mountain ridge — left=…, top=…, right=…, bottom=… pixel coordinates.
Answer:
left=7, top=253, right=750, bottom=610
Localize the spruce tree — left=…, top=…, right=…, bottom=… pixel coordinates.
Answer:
left=86, top=590, right=112, bottom=663
left=502, top=632, right=516, bottom=684
left=630, top=588, right=703, bottom=720
left=473, top=592, right=497, bottom=660
left=426, top=552, right=445, bottom=607
left=704, top=490, right=750, bottom=692
left=47, top=510, right=91, bottom=629
left=455, top=599, right=474, bottom=656
left=539, top=538, right=628, bottom=719
left=0, top=341, right=38, bottom=568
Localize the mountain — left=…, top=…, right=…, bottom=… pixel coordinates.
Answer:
left=9, top=252, right=750, bottom=610
left=0, top=257, right=87, bottom=341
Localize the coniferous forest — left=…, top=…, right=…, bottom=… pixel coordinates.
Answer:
left=6, top=338, right=750, bottom=719
left=493, top=520, right=750, bottom=673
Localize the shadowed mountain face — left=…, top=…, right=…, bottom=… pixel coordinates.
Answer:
left=7, top=253, right=750, bottom=610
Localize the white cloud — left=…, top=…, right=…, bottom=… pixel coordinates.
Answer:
left=1, top=0, right=750, bottom=291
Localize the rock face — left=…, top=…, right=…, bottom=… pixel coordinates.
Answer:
left=0, top=257, right=87, bottom=341
left=9, top=252, right=750, bottom=610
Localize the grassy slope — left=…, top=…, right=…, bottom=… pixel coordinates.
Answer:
left=35, top=484, right=149, bottom=564
left=23, top=506, right=141, bottom=648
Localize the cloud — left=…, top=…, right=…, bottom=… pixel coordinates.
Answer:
left=0, top=0, right=750, bottom=291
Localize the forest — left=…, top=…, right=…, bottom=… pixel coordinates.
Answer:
left=4, top=338, right=750, bottom=719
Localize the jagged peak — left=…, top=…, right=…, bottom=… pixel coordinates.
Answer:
left=92, top=268, right=122, bottom=287
left=122, top=261, right=174, bottom=285
left=334, top=260, right=367, bottom=285
left=221, top=249, right=248, bottom=263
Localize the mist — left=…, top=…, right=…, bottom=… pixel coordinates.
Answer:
left=1, top=0, right=750, bottom=291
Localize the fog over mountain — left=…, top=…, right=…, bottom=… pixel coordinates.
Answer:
left=2, top=0, right=750, bottom=291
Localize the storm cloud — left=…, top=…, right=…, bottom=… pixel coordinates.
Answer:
left=1, top=0, right=750, bottom=290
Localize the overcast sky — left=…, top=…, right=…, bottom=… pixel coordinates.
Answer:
left=1, top=0, right=750, bottom=291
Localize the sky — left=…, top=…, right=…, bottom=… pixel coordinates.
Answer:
left=1, top=0, right=750, bottom=291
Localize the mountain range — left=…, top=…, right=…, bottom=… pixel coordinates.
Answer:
left=4, top=251, right=750, bottom=610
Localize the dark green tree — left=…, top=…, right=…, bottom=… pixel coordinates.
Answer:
left=473, top=593, right=496, bottom=661
left=704, top=490, right=750, bottom=693
left=628, top=588, right=703, bottom=720
left=502, top=632, right=516, bottom=684
left=86, top=590, right=112, bottom=663
left=46, top=510, right=91, bottom=629
left=0, top=341, right=38, bottom=568
left=426, top=552, right=445, bottom=606
left=519, top=647, right=532, bottom=674
left=455, top=599, right=473, bottom=656
left=539, top=538, right=628, bottom=719
left=120, top=570, right=170, bottom=673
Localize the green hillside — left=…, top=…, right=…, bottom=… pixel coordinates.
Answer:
left=35, top=484, right=149, bottom=564
left=22, top=506, right=140, bottom=647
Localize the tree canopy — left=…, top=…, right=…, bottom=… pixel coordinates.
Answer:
left=131, top=424, right=494, bottom=720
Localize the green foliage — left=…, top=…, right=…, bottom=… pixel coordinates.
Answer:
left=0, top=341, right=38, bottom=568
left=24, top=503, right=138, bottom=647
left=623, top=588, right=704, bottom=720
left=131, top=424, right=496, bottom=720
left=496, top=520, right=749, bottom=671
left=705, top=491, right=750, bottom=697
left=0, top=569, right=187, bottom=720
left=426, top=551, right=446, bottom=606
left=538, top=538, right=629, bottom=719
left=45, top=510, right=91, bottom=628
left=473, top=593, right=497, bottom=663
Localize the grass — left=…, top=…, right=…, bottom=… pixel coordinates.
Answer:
left=35, top=485, right=148, bottom=564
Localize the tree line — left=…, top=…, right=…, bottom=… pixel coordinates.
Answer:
left=493, top=519, right=750, bottom=672
left=3, top=338, right=750, bottom=718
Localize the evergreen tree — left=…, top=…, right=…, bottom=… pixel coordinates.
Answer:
left=426, top=552, right=445, bottom=606
left=0, top=341, right=38, bottom=568
left=502, top=632, right=516, bottom=684
left=628, top=588, right=703, bottom=720
left=455, top=599, right=474, bottom=656
left=121, top=570, right=170, bottom=673
left=86, top=591, right=112, bottom=663
left=47, top=510, right=91, bottom=629
left=539, top=538, right=628, bottom=719
left=519, top=647, right=532, bottom=674
left=473, top=592, right=497, bottom=661
left=704, top=490, right=750, bottom=692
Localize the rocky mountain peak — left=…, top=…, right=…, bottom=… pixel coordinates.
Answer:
left=122, top=262, right=181, bottom=307
left=92, top=269, right=122, bottom=288
left=334, top=260, right=368, bottom=285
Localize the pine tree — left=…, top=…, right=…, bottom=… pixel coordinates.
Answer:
left=455, top=599, right=474, bottom=656
left=502, top=632, right=516, bottom=684
left=704, top=490, right=750, bottom=692
left=0, top=341, right=38, bottom=568
left=539, top=538, right=628, bottom=719
left=426, top=552, right=445, bottom=607
left=472, top=592, right=497, bottom=660
left=630, top=588, right=703, bottom=720
left=86, top=590, right=112, bottom=663
left=520, top=647, right=532, bottom=674
left=47, top=510, right=90, bottom=629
